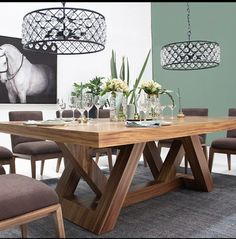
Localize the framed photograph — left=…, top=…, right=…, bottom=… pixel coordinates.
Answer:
left=0, top=35, right=57, bottom=104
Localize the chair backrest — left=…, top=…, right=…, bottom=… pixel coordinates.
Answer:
left=182, top=108, right=208, bottom=143
left=9, top=111, right=44, bottom=149
left=227, top=108, right=236, bottom=138
left=56, top=109, right=81, bottom=118
left=98, top=109, right=110, bottom=118
left=56, top=108, right=110, bottom=119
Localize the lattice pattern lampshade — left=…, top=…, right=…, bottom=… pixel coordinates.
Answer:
left=21, top=6, right=106, bottom=55
left=160, top=3, right=221, bottom=71
left=160, top=40, right=220, bottom=70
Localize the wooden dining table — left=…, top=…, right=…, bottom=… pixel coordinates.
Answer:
left=0, top=116, right=236, bottom=235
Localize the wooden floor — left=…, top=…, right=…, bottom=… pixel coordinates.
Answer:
left=5, top=147, right=236, bottom=179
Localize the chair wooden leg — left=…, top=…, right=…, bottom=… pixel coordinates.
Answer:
left=227, top=154, right=231, bottom=171
left=52, top=205, right=65, bottom=238
left=143, top=157, right=148, bottom=167
left=208, top=147, right=214, bottom=172
left=184, top=157, right=188, bottom=174
left=20, top=224, right=27, bottom=238
left=56, top=157, right=63, bottom=173
left=31, top=158, right=36, bottom=179
left=202, top=145, right=208, bottom=160
left=40, top=160, right=45, bottom=176
left=9, top=156, right=16, bottom=174
left=157, top=142, right=162, bottom=155
left=107, top=148, right=113, bottom=171
left=116, top=149, right=120, bottom=158
left=95, top=152, right=100, bottom=164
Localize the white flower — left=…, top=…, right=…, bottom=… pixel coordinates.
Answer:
left=140, top=80, right=162, bottom=95
left=102, top=78, right=129, bottom=94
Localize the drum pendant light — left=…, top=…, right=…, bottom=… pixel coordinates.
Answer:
left=21, top=2, right=106, bottom=55
left=160, top=2, right=220, bottom=70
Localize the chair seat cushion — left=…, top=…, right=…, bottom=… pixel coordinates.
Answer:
left=0, top=146, right=13, bottom=159
left=211, top=138, right=236, bottom=150
left=13, top=141, right=61, bottom=155
left=0, top=174, right=58, bottom=220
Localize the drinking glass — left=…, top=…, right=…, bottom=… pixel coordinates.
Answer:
left=160, top=105, right=167, bottom=120
left=57, top=98, right=66, bottom=120
left=93, top=95, right=104, bottom=119
left=68, top=96, right=77, bottom=123
left=76, top=96, right=86, bottom=121
left=84, top=93, right=94, bottom=121
left=168, top=104, right=176, bottom=119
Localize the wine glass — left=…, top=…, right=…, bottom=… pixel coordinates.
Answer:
left=93, top=95, right=104, bottom=119
left=168, top=103, right=176, bottom=119
left=84, top=93, right=94, bottom=121
left=76, top=96, right=86, bottom=121
left=57, top=98, right=66, bottom=120
left=160, top=104, right=167, bottom=120
left=68, top=96, right=77, bottom=124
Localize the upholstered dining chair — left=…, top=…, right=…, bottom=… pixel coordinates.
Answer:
left=0, top=146, right=15, bottom=173
left=157, top=108, right=209, bottom=173
left=209, top=108, right=236, bottom=172
left=0, top=168, right=65, bottom=238
left=0, top=164, right=6, bottom=175
left=56, top=108, right=116, bottom=172
left=9, top=111, right=63, bottom=179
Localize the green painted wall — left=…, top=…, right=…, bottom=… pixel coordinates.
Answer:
left=151, top=2, right=236, bottom=145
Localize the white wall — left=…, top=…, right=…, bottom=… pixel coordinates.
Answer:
left=0, top=2, right=152, bottom=148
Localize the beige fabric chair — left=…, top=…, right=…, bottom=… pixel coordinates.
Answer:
left=158, top=108, right=208, bottom=173
left=209, top=108, right=236, bottom=172
left=9, top=111, right=63, bottom=178
left=0, top=172, right=65, bottom=238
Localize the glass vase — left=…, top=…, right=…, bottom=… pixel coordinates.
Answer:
left=147, top=94, right=161, bottom=119
left=109, top=92, right=127, bottom=122
left=118, top=95, right=127, bottom=121
left=109, top=93, right=117, bottom=122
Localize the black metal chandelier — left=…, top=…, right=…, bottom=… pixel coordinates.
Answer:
left=21, top=2, right=106, bottom=55
left=160, top=2, right=220, bottom=70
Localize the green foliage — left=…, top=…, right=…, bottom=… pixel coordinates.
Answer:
left=86, top=76, right=104, bottom=96
left=71, top=82, right=87, bottom=97
left=71, top=76, right=104, bottom=97
left=110, top=50, right=118, bottom=78
left=110, top=49, right=151, bottom=106
left=160, top=89, right=175, bottom=107
left=110, top=50, right=130, bottom=84
left=129, top=49, right=151, bottom=105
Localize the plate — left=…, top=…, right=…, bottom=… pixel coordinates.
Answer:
left=37, top=120, right=66, bottom=126
left=126, top=118, right=153, bottom=121
left=23, top=120, right=41, bottom=125
left=23, top=120, right=66, bottom=126
left=126, top=120, right=172, bottom=127
left=61, top=118, right=73, bottom=122
left=161, top=121, right=172, bottom=126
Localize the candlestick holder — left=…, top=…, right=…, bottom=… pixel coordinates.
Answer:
left=177, top=88, right=185, bottom=118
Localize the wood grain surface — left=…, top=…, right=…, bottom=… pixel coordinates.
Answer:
left=0, top=117, right=236, bottom=147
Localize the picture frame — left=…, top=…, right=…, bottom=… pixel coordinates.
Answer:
left=0, top=35, right=57, bottom=104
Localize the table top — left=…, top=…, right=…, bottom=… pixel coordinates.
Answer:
left=0, top=117, right=236, bottom=148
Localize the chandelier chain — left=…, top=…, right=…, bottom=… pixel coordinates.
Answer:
left=186, top=2, right=191, bottom=42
